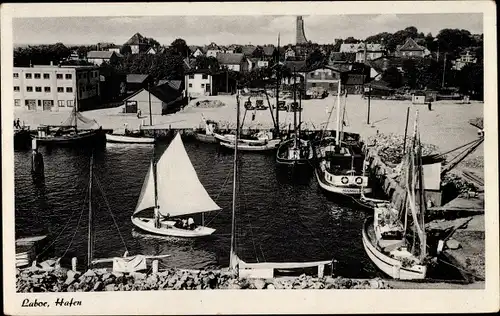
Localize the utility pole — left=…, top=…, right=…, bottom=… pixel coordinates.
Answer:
left=366, top=84, right=371, bottom=125
left=441, top=53, right=447, bottom=88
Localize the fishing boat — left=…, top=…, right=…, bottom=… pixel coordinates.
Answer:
left=227, top=88, right=333, bottom=278
left=362, top=111, right=428, bottom=280
left=314, top=84, right=371, bottom=196
left=276, top=71, right=313, bottom=166
left=131, top=133, right=220, bottom=238
left=194, top=119, right=219, bottom=144
left=32, top=107, right=102, bottom=145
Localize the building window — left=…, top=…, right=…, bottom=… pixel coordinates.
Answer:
left=13, top=73, right=19, bottom=78
left=65, top=74, right=72, bottom=80
left=329, top=83, right=335, bottom=89
left=26, top=73, right=32, bottom=79
left=43, top=73, right=50, bottom=79
left=37, top=100, right=41, bottom=107
left=67, top=100, right=74, bottom=107
left=188, top=74, right=194, bottom=79
left=26, top=86, right=33, bottom=92
left=44, top=87, right=51, bottom=92
left=35, top=86, right=42, bottom=92
left=201, top=84, right=205, bottom=88
left=58, top=100, right=65, bottom=107
left=15, top=99, right=21, bottom=106
left=202, top=74, right=208, bottom=79
left=56, top=74, right=63, bottom=79
left=188, top=83, right=192, bottom=88
left=57, top=87, right=64, bottom=93
left=66, top=87, right=73, bottom=93
left=14, top=86, right=20, bottom=92
left=34, top=73, right=41, bottom=79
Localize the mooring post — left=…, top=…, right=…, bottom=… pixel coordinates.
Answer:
left=318, top=264, right=325, bottom=278
left=71, top=257, right=78, bottom=272
left=31, top=139, right=44, bottom=175
left=333, top=259, right=338, bottom=276
left=152, top=260, right=159, bottom=276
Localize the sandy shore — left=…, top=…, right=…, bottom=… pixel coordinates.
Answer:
left=14, top=95, right=484, bottom=159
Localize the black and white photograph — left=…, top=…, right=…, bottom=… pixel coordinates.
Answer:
left=2, top=2, right=498, bottom=315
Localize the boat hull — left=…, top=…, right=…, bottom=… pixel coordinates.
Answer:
left=362, top=217, right=427, bottom=280
left=194, top=133, right=217, bottom=144
left=214, top=133, right=267, bottom=145
left=106, top=133, right=155, bottom=144
left=315, top=168, right=372, bottom=196
left=276, top=138, right=314, bottom=166
left=220, top=139, right=280, bottom=152
left=33, top=130, right=102, bottom=145
left=131, top=216, right=215, bottom=238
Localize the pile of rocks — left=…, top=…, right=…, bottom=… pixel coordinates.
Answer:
left=367, top=133, right=440, bottom=165
left=16, top=261, right=392, bottom=292
left=461, top=156, right=484, bottom=170
left=194, top=100, right=225, bottom=108
left=442, top=173, right=479, bottom=196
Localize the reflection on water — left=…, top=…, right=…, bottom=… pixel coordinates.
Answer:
left=15, top=137, right=379, bottom=278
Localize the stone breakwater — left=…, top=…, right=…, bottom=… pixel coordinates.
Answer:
left=16, top=262, right=392, bottom=292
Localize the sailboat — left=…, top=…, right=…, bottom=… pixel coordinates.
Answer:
left=131, top=133, right=220, bottom=237
left=227, top=91, right=333, bottom=278
left=314, top=85, right=371, bottom=196
left=276, top=70, right=313, bottom=166
left=33, top=106, right=102, bottom=145
left=361, top=111, right=428, bottom=280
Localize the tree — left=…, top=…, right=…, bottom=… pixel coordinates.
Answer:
left=381, top=67, right=404, bottom=88
left=120, top=45, right=132, bottom=55
left=170, top=38, right=190, bottom=57
left=306, top=49, right=326, bottom=67
left=365, top=32, right=393, bottom=44
left=343, top=37, right=359, bottom=44
left=436, top=28, right=473, bottom=57
left=194, top=56, right=219, bottom=70
left=252, top=46, right=265, bottom=58
left=456, top=64, right=483, bottom=100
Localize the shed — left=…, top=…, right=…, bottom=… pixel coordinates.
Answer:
left=412, top=91, right=427, bottom=104
left=122, top=84, right=184, bottom=115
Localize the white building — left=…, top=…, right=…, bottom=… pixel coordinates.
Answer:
left=452, top=50, right=478, bottom=70
left=13, top=64, right=100, bottom=112
left=86, top=51, right=121, bottom=66
left=185, top=70, right=213, bottom=98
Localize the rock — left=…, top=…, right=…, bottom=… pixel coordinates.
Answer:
left=102, top=273, right=112, bottom=281
left=266, top=284, right=275, bottom=289
left=112, top=271, right=124, bottom=278
left=93, top=281, right=104, bottom=291
left=94, top=268, right=108, bottom=275
left=105, top=284, right=115, bottom=291
left=82, top=269, right=96, bottom=278
left=369, top=279, right=379, bottom=289
left=446, top=239, right=461, bottom=250
left=253, top=279, right=266, bottom=290
left=131, top=272, right=146, bottom=281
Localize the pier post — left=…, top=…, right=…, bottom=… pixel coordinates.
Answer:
left=332, top=259, right=338, bottom=276
left=152, top=260, right=159, bottom=276
left=318, top=264, right=325, bottom=278
left=31, top=139, right=44, bottom=176
left=71, top=257, right=78, bottom=272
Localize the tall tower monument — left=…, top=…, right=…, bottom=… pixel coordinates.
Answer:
left=296, top=16, right=308, bottom=45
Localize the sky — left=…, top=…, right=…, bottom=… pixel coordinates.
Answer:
left=13, top=14, right=483, bottom=47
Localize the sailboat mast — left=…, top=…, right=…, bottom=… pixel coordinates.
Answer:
left=335, top=82, right=342, bottom=145
left=298, top=83, right=302, bottom=134
left=293, top=68, right=297, bottom=136
left=152, top=146, right=159, bottom=227
left=275, top=33, right=280, bottom=138
left=416, top=123, right=427, bottom=260
left=230, top=91, right=240, bottom=270
left=148, top=82, right=153, bottom=126
left=87, top=153, right=93, bottom=268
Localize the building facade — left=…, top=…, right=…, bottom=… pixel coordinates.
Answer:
left=299, top=66, right=343, bottom=92
left=185, top=71, right=214, bottom=98
left=13, top=65, right=100, bottom=112
left=396, top=38, right=430, bottom=58
left=86, top=51, right=121, bottom=66
left=452, top=50, right=478, bottom=70
left=355, top=43, right=385, bottom=62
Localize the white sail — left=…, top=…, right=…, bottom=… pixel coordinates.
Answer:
left=138, top=133, right=221, bottom=217
left=133, top=161, right=156, bottom=215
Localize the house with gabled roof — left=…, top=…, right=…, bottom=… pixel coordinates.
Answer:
left=189, top=46, right=204, bottom=57
left=86, top=51, right=122, bottom=66
left=396, top=38, right=430, bottom=58
left=241, top=45, right=257, bottom=57
left=216, top=53, right=248, bottom=72
left=123, top=32, right=150, bottom=54
left=262, top=45, right=276, bottom=59
left=122, top=82, right=184, bottom=115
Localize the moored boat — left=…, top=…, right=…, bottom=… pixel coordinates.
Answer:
left=220, top=138, right=281, bottom=152
left=131, top=133, right=220, bottom=238
left=106, top=133, right=155, bottom=144
left=361, top=110, right=429, bottom=280
left=194, top=119, right=219, bottom=144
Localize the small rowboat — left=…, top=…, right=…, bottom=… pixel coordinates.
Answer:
left=106, top=133, right=155, bottom=144
left=220, top=139, right=280, bottom=152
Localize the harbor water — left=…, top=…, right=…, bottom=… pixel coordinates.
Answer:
left=16, top=137, right=394, bottom=279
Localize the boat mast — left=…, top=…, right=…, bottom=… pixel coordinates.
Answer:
left=229, top=90, right=240, bottom=271
left=416, top=119, right=427, bottom=261
left=275, top=33, right=280, bottom=138
left=87, top=153, right=93, bottom=268
left=148, top=82, right=153, bottom=126
left=293, top=68, right=298, bottom=145
left=152, top=145, right=160, bottom=228
left=335, top=82, right=342, bottom=145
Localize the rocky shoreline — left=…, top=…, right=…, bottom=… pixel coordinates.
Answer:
left=16, top=260, right=392, bottom=292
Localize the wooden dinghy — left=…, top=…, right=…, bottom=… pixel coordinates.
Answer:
left=106, top=133, right=155, bottom=144
left=131, top=133, right=220, bottom=238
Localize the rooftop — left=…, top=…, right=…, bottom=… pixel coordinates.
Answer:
left=126, top=74, right=151, bottom=83
left=397, top=38, right=426, bottom=51
left=87, top=51, right=119, bottom=59
left=216, top=53, right=245, bottom=65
